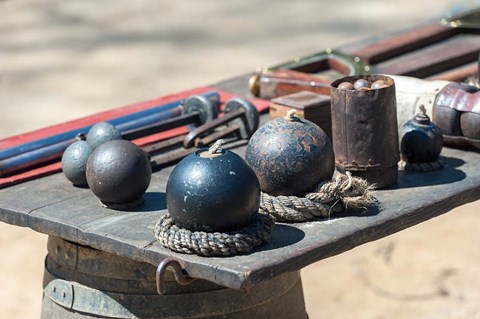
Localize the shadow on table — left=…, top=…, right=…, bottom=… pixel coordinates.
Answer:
left=389, top=156, right=466, bottom=189
left=134, top=192, right=167, bottom=212
left=332, top=204, right=381, bottom=219
left=255, top=224, right=306, bottom=252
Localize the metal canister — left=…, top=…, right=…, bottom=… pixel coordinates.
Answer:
left=330, top=75, right=399, bottom=188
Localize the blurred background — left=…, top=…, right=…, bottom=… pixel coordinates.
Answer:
left=1, top=1, right=480, bottom=318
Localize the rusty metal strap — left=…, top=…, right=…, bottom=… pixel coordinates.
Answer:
left=435, top=82, right=480, bottom=113
left=43, top=265, right=301, bottom=319
left=44, top=269, right=134, bottom=319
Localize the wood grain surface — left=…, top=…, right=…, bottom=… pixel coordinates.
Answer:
left=1, top=121, right=479, bottom=290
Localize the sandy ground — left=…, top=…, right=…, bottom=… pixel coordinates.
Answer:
left=1, top=1, right=480, bottom=318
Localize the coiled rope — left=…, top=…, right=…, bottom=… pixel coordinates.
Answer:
left=260, top=171, right=376, bottom=222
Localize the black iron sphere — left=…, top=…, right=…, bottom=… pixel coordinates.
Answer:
left=399, top=109, right=443, bottom=163
left=86, top=140, right=152, bottom=205
left=61, top=140, right=93, bottom=187
left=166, top=148, right=260, bottom=232
left=245, top=113, right=335, bottom=196
left=86, top=122, right=122, bottom=149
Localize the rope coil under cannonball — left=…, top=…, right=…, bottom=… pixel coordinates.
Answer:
left=399, top=156, right=446, bottom=172
left=154, top=212, right=275, bottom=257
left=260, top=171, right=376, bottom=222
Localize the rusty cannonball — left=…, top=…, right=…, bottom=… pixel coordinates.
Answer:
left=86, top=122, right=122, bottom=149
left=61, top=140, right=93, bottom=187
left=86, top=140, right=151, bottom=205
left=166, top=146, right=260, bottom=232
left=245, top=113, right=335, bottom=196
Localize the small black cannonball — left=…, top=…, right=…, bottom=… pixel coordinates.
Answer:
left=245, top=114, right=334, bottom=196
left=61, top=140, right=93, bottom=187
left=86, top=122, right=122, bottom=149
left=166, top=148, right=260, bottom=232
left=399, top=111, right=443, bottom=163
left=86, top=140, right=151, bottom=205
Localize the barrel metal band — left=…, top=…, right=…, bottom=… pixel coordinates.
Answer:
left=43, top=264, right=301, bottom=319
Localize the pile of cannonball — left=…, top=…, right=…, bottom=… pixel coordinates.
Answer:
left=61, top=122, right=151, bottom=206
left=337, top=78, right=389, bottom=91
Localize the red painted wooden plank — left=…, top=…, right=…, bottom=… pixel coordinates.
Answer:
left=0, top=88, right=269, bottom=188
left=373, top=34, right=480, bottom=78
left=0, top=87, right=211, bottom=149
left=354, top=23, right=457, bottom=64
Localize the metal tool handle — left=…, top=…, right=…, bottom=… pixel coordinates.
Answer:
left=0, top=91, right=220, bottom=161
left=249, top=49, right=369, bottom=98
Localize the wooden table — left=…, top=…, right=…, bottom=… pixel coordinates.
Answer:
left=1, top=13, right=479, bottom=318
left=1, top=106, right=479, bottom=290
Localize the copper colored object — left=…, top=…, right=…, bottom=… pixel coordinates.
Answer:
left=433, top=82, right=480, bottom=149
left=330, top=75, right=399, bottom=188
left=249, top=49, right=370, bottom=99
left=269, top=91, right=332, bottom=138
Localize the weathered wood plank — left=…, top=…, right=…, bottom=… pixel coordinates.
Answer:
left=1, top=20, right=480, bottom=290
left=354, top=23, right=458, bottom=64
left=2, top=141, right=479, bottom=290
left=26, top=170, right=171, bottom=247
left=373, top=34, right=480, bottom=78
left=0, top=173, right=89, bottom=227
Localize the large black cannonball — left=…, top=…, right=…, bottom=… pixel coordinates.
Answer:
left=246, top=115, right=334, bottom=196
left=86, top=140, right=151, bottom=205
left=166, top=148, right=260, bottom=232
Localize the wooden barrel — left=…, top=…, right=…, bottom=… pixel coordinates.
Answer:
left=41, top=236, right=307, bottom=319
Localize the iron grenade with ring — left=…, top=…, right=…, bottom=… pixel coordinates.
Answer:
left=166, top=140, right=260, bottom=232
left=245, top=110, right=334, bottom=196
left=86, top=139, right=152, bottom=208
left=399, top=105, right=443, bottom=164
left=157, top=139, right=274, bottom=257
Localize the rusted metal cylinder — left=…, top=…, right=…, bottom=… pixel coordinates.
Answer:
left=330, top=75, right=399, bottom=188
left=41, top=236, right=307, bottom=319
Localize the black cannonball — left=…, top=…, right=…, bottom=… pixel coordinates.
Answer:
left=61, top=140, right=93, bottom=187
left=86, top=122, right=122, bottom=149
left=245, top=115, right=334, bottom=196
left=166, top=148, right=260, bottom=232
left=399, top=112, right=443, bottom=163
left=86, top=140, right=151, bottom=205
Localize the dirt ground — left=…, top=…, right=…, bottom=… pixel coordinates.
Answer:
left=1, top=1, right=480, bottom=318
